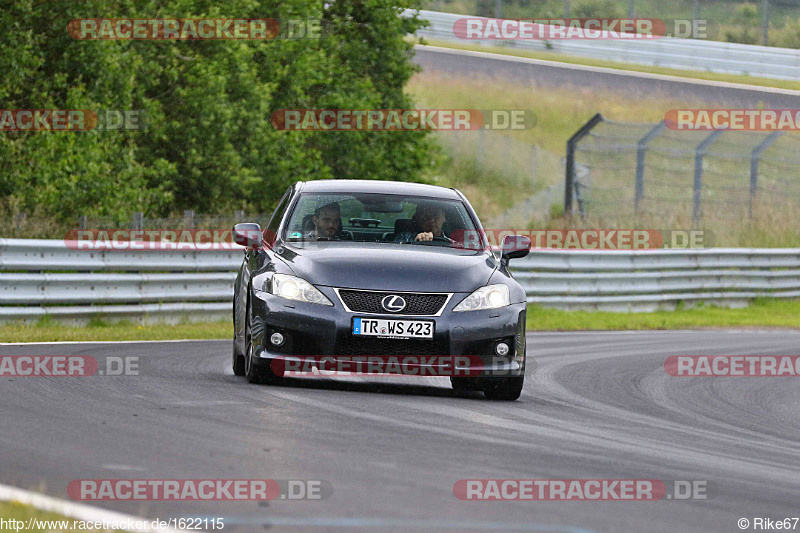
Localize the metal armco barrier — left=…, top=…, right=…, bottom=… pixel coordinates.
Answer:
left=514, top=248, right=800, bottom=311
left=0, top=239, right=242, bottom=324
left=406, top=10, right=800, bottom=81
left=2, top=240, right=799, bottom=321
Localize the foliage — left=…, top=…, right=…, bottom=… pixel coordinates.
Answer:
left=0, top=0, right=434, bottom=223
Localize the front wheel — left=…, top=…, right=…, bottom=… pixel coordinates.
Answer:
left=244, top=304, right=281, bottom=385
left=233, top=337, right=245, bottom=376
left=244, top=309, right=265, bottom=384
left=450, top=377, right=481, bottom=391
left=482, top=376, right=524, bottom=401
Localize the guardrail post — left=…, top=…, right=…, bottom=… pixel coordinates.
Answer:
left=565, top=113, right=603, bottom=216
left=635, top=121, right=667, bottom=213
left=13, top=213, right=26, bottom=231
left=693, top=130, right=723, bottom=222
left=749, top=131, right=782, bottom=218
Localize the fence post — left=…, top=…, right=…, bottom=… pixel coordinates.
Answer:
left=635, top=121, right=666, bottom=213
left=693, top=130, right=724, bottom=222
left=132, top=212, right=143, bottom=230
left=183, top=209, right=195, bottom=229
left=749, top=131, right=782, bottom=218
left=79, top=215, right=88, bottom=230
left=565, top=113, right=603, bottom=216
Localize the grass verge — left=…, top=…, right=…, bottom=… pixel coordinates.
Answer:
left=0, top=501, right=112, bottom=532
left=1, top=300, right=799, bottom=343
left=526, top=298, right=800, bottom=330
left=0, top=318, right=232, bottom=343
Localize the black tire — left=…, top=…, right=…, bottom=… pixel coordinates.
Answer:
left=450, top=377, right=480, bottom=391
left=233, top=337, right=245, bottom=376
left=244, top=309, right=265, bottom=384
left=482, top=376, right=524, bottom=401
left=244, top=304, right=281, bottom=385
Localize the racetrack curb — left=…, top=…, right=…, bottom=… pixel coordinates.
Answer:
left=0, top=483, right=182, bottom=532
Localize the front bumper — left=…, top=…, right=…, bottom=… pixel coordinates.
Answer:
left=249, top=286, right=526, bottom=378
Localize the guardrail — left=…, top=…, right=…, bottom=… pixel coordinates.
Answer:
left=407, top=9, right=800, bottom=81
left=0, top=239, right=242, bottom=324
left=2, top=239, right=799, bottom=321
left=513, top=248, right=800, bottom=311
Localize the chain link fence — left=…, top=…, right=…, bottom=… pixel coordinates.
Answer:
left=565, top=113, right=800, bottom=222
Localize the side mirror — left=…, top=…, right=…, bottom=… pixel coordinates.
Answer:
left=233, top=223, right=263, bottom=249
left=501, top=235, right=531, bottom=262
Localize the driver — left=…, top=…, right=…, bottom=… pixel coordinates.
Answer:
left=394, top=203, right=452, bottom=243
left=306, top=202, right=342, bottom=240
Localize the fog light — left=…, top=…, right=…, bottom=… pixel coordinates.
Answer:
left=270, top=332, right=285, bottom=346
left=495, top=342, right=510, bottom=357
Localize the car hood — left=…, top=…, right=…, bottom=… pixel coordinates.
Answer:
left=278, top=243, right=497, bottom=293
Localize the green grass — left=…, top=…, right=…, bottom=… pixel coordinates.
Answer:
left=0, top=318, right=232, bottom=343
left=0, top=501, right=115, bottom=532
left=526, top=298, right=800, bottom=330
left=1, top=300, right=799, bottom=343
left=414, top=38, right=800, bottom=91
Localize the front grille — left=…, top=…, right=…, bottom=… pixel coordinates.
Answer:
left=338, top=289, right=448, bottom=315
left=335, top=337, right=448, bottom=357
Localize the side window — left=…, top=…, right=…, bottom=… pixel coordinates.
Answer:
left=264, top=188, right=291, bottom=247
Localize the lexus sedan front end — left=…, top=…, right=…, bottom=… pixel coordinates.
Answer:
left=232, top=179, right=531, bottom=400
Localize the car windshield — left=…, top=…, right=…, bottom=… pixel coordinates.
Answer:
left=283, top=192, right=481, bottom=249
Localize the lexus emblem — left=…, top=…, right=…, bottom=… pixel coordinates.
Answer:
left=381, top=295, right=407, bottom=313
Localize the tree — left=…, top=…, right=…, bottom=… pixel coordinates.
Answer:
left=0, top=0, right=434, bottom=223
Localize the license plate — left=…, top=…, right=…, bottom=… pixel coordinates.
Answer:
left=352, top=318, right=434, bottom=339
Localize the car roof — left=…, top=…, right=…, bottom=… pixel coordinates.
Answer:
left=297, top=179, right=462, bottom=200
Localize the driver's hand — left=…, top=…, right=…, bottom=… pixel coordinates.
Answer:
left=415, top=232, right=433, bottom=241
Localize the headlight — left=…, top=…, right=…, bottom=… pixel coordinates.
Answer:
left=453, top=284, right=510, bottom=312
left=263, top=273, right=333, bottom=306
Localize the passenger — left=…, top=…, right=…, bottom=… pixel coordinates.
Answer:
left=395, top=203, right=452, bottom=243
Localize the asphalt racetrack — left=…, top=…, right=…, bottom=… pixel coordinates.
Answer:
left=413, top=45, right=800, bottom=108
left=2, top=330, right=799, bottom=532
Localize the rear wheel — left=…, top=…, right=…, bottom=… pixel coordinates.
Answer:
left=482, top=376, right=524, bottom=401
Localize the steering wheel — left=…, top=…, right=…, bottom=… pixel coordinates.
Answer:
left=411, top=236, right=453, bottom=245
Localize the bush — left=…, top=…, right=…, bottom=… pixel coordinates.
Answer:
left=572, top=0, right=623, bottom=19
